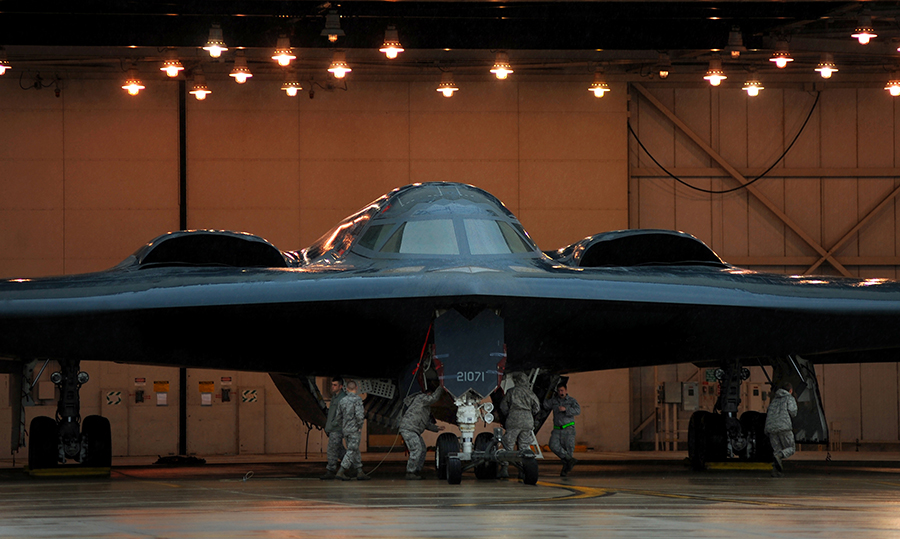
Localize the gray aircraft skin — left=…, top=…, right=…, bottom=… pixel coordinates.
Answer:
left=2, top=181, right=899, bottom=470
left=1, top=181, right=899, bottom=377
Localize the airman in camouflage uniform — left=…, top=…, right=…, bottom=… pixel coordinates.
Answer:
left=334, top=380, right=371, bottom=481
left=764, top=382, right=797, bottom=477
left=399, top=386, right=444, bottom=479
left=320, top=377, right=347, bottom=480
left=499, top=373, right=540, bottom=477
left=543, top=383, right=581, bottom=476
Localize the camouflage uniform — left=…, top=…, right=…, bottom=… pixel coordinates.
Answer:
left=765, top=388, right=798, bottom=473
left=543, top=394, right=580, bottom=463
left=323, top=389, right=346, bottom=474
left=399, top=386, right=444, bottom=475
left=334, top=390, right=366, bottom=475
left=500, top=374, right=541, bottom=453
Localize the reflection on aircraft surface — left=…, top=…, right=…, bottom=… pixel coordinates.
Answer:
left=1, top=182, right=899, bottom=479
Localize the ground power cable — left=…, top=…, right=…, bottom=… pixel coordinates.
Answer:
left=628, top=91, right=820, bottom=195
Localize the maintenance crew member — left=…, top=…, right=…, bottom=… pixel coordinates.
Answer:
left=543, top=382, right=581, bottom=476
left=334, top=379, right=371, bottom=481
left=764, top=382, right=797, bottom=477
left=399, top=385, right=445, bottom=480
left=320, top=376, right=347, bottom=480
left=499, top=372, right=541, bottom=478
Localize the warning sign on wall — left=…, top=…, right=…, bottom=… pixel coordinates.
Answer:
left=199, top=381, right=215, bottom=393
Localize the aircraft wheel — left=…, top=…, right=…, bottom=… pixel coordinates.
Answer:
left=740, top=411, right=773, bottom=462
left=82, top=415, right=112, bottom=467
left=473, top=432, right=498, bottom=479
left=435, top=432, right=459, bottom=480
left=447, top=455, right=463, bottom=485
left=521, top=458, right=539, bottom=486
left=28, top=416, right=58, bottom=470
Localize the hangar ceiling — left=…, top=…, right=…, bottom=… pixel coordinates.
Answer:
left=2, top=1, right=900, bottom=83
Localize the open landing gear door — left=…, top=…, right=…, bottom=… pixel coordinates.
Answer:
left=770, top=355, right=828, bottom=445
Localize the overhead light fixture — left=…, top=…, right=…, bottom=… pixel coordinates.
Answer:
left=886, top=72, right=900, bottom=97
left=851, top=14, right=876, bottom=45
left=727, top=27, right=746, bottom=58
left=230, top=52, right=252, bottom=83
left=281, top=72, right=303, bottom=97
left=588, top=70, right=610, bottom=98
left=815, top=53, right=838, bottom=79
left=189, top=69, right=211, bottom=100
left=490, top=51, right=513, bottom=80
left=327, top=51, right=351, bottom=79
left=656, top=52, right=671, bottom=79
left=160, top=49, right=184, bottom=78
left=436, top=71, right=458, bottom=97
left=379, top=26, right=404, bottom=59
left=0, top=47, right=10, bottom=75
left=321, top=10, right=345, bottom=43
left=203, top=24, right=228, bottom=58
left=272, top=35, right=296, bottom=67
left=121, top=65, right=145, bottom=96
left=742, top=77, right=764, bottom=97
left=769, top=39, right=793, bottom=69
left=703, top=57, right=726, bottom=86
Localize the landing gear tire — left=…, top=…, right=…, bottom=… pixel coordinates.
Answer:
left=82, top=415, right=112, bottom=467
left=521, top=457, right=539, bottom=486
left=740, top=411, right=773, bottom=462
left=688, top=411, right=727, bottom=471
left=447, top=455, right=463, bottom=485
left=28, top=416, right=58, bottom=470
left=435, top=432, right=460, bottom=480
left=473, top=432, right=498, bottom=479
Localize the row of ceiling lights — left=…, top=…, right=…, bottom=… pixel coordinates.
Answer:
left=692, top=18, right=900, bottom=97
left=4, top=10, right=900, bottom=99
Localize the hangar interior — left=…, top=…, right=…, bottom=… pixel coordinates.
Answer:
left=2, top=1, right=900, bottom=460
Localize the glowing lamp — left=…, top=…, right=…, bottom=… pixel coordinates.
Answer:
left=121, top=68, right=145, bottom=96
left=379, top=26, right=404, bottom=59
left=328, top=51, right=351, bottom=79
left=272, top=36, right=296, bottom=67
left=490, top=52, right=513, bottom=80
left=203, top=24, right=228, bottom=58
left=436, top=72, right=458, bottom=97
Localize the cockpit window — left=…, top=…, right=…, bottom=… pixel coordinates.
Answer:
left=465, top=219, right=532, bottom=254
left=380, top=220, right=460, bottom=255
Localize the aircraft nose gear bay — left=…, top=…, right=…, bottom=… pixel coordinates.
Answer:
left=1, top=455, right=899, bottom=538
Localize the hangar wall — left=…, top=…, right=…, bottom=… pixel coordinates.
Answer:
left=0, top=74, right=630, bottom=458
left=629, top=84, right=900, bottom=449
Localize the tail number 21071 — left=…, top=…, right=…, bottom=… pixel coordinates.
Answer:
left=456, top=371, right=486, bottom=382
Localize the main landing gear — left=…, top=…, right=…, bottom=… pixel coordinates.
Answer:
left=687, top=359, right=772, bottom=470
left=28, top=359, right=111, bottom=471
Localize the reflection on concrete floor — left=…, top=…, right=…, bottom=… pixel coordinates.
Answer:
left=0, top=453, right=898, bottom=538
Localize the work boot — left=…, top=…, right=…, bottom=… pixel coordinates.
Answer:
left=560, top=463, right=568, bottom=477
left=336, top=466, right=354, bottom=481
left=498, top=463, right=509, bottom=479
left=320, top=470, right=337, bottom=480
left=405, top=472, right=424, bottom=480
left=773, top=454, right=783, bottom=472
left=356, top=468, right=371, bottom=481
left=770, top=467, right=784, bottom=478
left=565, top=457, right=578, bottom=475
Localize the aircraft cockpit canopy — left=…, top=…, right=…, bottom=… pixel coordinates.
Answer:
left=302, top=183, right=539, bottom=262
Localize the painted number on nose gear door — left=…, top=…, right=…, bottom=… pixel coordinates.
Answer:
left=457, top=371, right=486, bottom=382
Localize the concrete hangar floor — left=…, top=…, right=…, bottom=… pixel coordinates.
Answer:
left=0, top=451, right=898, bottom=538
